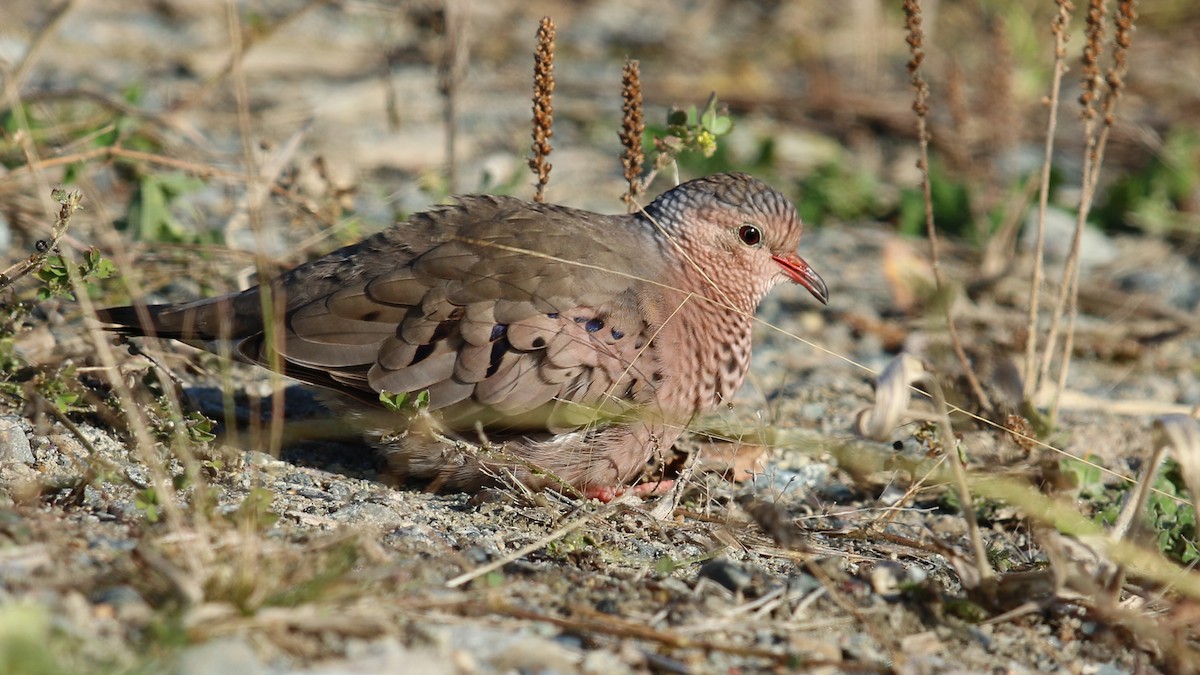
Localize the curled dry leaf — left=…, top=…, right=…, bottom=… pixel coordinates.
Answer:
left=855, top=353, right=928, bottom=442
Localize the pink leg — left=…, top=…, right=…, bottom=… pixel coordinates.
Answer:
left=582, top=479, right=676, bottom=502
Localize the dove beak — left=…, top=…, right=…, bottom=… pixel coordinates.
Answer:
left=772, top=253, right=829, bottom=305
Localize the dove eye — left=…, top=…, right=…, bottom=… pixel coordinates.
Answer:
left=737, top=224, right=762, bottom=247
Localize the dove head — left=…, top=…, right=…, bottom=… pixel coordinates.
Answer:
left=643, top=172, right=828, bottom=308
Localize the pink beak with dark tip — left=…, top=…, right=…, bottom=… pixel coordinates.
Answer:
left=772, top=253, right=829, bottom=305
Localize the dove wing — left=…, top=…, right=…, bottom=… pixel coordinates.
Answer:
left=257, top=196, right=667, bottom=434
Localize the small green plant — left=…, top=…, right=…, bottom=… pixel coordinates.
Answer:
left=119, top=171, right=208, bottom=243
left=231, top=487, right=279, bottom=530
left=898, top=158, right=973, bottom=238
left=796, top=160, right=881, bottom=225
left=135, top=487, right=162, bottom=523
left=149, top=397, right=217, bottom=446
left=643, top=93, right=740, bottom=179
left=1095, top=128, right=1200, bottom=238
left=544, top=530, right=595, bottom=558
left=660, top=93, right=733, bottom=160
left=379, top=389, right=430, bottom=412
left=1146, top=461, right=1199, bottom=564
left=184, top=412, right=217, bottom=444
left=35, top=248, right=116, bottom=301
left=1060, top=454, right=1109, bottom=501
left=1071, top=456, right=1200, bottom=565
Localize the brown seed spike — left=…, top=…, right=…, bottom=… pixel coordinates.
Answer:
left=529, top=16, right=556, bottom=203
left=619, top=59, right=646, bottom=210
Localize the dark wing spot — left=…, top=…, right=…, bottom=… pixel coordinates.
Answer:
left=490, top=324, right=507, bottom=341
left=573, top=316, right=587, bottom=324
left=431, top=321, right=454, bottom=343
left=652, top=371, right=664, bottom=382
left=412, top=342, right=436, bottom=364
left=610, top=328, right=625, bottom=340
left=361, top=310, right=381, bottom=322
left=531, top=336, right=546, bottom=348
left=585, top=318, right=604, bottom=333
left=486, top=337, right=510, bottom=378
left=547, top=312, right=558, bottom=319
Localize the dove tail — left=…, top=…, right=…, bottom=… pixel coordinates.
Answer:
left=96, top=293, right=263, bottom=341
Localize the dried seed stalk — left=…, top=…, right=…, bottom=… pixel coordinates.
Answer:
left=1023, top=0, right=1075, bottom=401
left=1044, top=0, right=1137, bottom=422
left=528, top=16, right=555, bottom=203
left=903, top=0, right=992, bottom=412
left=619, top=59, right=646, bottom=210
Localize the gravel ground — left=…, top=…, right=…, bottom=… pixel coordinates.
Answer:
left=2, top=1, right=1199, bottom=673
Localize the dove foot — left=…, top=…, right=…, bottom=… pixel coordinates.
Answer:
left=583, top=479, right=675, bottom=503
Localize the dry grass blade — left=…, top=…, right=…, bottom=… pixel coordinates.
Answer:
left=528, top=16, right=556, bottom=203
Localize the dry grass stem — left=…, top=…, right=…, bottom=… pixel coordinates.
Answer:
left=1022, top=0, right=1075, bottom=400
left=1041, top=0, right=1136, bottom=422
left=445, top=502, right=615, bottom=588
left=619, top=59, right=646, bottom=210
left=850, top=351, right=993, bottom=585
left=923, top=371, right=996, bottom=586
left=903, top=1, right=991, bottom=412
left=225, top=2, right=286, bottom=462
left=528, top=16, right=556, bottom=203
left=439, top=0, right=468, bottom=194
left=167, top=0, right=334, bottom=115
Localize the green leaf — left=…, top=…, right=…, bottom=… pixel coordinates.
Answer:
left=379, top=390, right=409, bottom=411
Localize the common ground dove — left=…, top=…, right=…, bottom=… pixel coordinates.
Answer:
left=98, top=172, right=827, bottom=497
